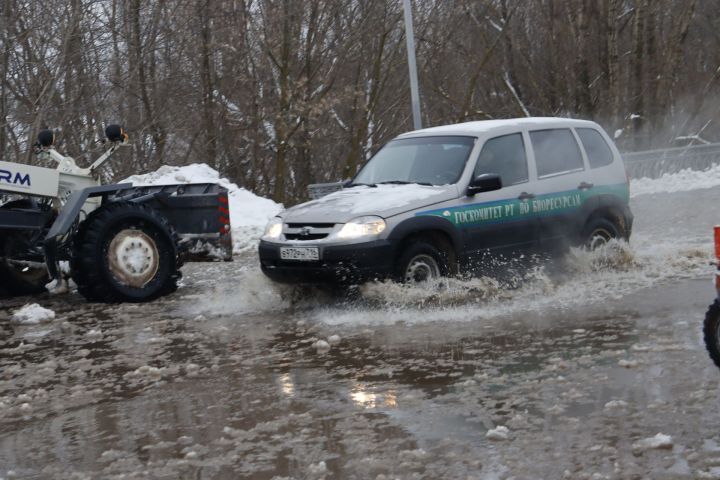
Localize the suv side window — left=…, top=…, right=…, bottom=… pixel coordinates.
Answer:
left=577, top=128, right=614, bottom=168
left=474, top=133, right=528, bottom=186
left=530, top=128, right=584, bottom=177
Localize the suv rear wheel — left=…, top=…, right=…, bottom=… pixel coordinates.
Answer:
left=582, top=217, right=621, bottom=250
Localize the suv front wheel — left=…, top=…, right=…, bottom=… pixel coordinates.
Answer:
left=395, top=241, right=454, bottom=284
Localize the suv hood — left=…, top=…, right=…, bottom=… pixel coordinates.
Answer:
left=281, top=184, right=457, bottom=224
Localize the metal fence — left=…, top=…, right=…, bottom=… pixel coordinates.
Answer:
left=622, top=143, right=720, bottom=179
left=307, top=181, right=344, bottom=200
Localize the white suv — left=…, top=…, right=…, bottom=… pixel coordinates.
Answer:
left=259, top=117, right=632, bottom=284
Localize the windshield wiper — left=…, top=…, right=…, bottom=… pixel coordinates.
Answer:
left=377, top=180, right=434, bottom=186
left=345, top=182, right=377, bottom=188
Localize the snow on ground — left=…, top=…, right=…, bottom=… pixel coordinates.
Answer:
left=124, top=164, right=282, bottom=253
left=631, top=163, right=720, bottom=197
left=11, top=304, right=55, bottom=325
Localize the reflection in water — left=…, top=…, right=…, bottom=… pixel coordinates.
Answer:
left=384, top=390, right=398, bottom=408
left=277, top=372, right=295, bottom=397
left=350, top=383, right=398, bottom=409
left=350, top=387, right=377, bottom=408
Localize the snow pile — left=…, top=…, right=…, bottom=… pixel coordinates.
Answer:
left=124, top=164, right=282, bottom=253
left=486, top=425, right=511, bottom=441
left=11, top=304, right=56, bottom=325
left=632, top=433, right=673, bottom=452
left=313, top=339, right=331, bottom=354
left=631, top=164, right=720, bottom=197
left=603, top=399, right=628, bottom=410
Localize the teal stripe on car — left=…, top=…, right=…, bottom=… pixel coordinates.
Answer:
left=415, top=183, right=629, bottom=228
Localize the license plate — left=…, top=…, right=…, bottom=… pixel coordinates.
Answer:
left=280, top=246, right=319, bottom=261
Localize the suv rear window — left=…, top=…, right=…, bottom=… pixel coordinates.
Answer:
left=577, top=128, right=614, bottom=168
left=530, top=129, right=584, bottom=177
left=474, top=133, right=528, bottom=186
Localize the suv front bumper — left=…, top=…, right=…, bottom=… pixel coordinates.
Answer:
left=258, top=239, right=395, bottom=284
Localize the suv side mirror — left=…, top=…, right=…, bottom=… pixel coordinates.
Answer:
left=467, top=173, right=502, bottom=196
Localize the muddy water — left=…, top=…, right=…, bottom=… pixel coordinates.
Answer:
left=2, top=187, right=720, bottom=479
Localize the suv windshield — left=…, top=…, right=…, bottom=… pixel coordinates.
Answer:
left=353, top=136, right=475, bottom=186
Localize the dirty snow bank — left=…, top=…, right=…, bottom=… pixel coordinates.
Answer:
left=124, top=164, right=282, bottom=253
left=11, top=304, right=55, bottom=324
left=631, top=164, right=720, bottom=197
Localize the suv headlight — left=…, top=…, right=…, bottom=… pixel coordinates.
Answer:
left=262, top=217, right=283, bottom=240
left=336, top=216, right=386, bottom=240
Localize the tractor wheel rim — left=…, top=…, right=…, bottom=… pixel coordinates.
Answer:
left=108, top=229, right=159, bottom=288
left=404, top=254, right=440, bottom=284
left=587, top=227, right=613, bottom=250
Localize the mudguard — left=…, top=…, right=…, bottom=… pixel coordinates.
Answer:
left=577, top=191, right=634, bottom=238
left=45, top=183, right=135, bottom=240
left=387, top=215, right=462, bottom=253
left=44, top=184, right=135, bottom=279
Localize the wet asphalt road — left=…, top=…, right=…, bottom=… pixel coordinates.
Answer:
left=2, top=188, right=720, bottom=479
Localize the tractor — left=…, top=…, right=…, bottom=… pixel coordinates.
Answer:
left=0, top=125, right=232, bottom=302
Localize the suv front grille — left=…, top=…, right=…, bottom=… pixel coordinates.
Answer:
left=284, top=223, right=335, bottom=241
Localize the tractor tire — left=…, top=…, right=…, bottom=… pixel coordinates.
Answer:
left=703, top=300, right=720, bottom=369
left=0, top=200, right=50, bottom=295
left=0, top=232, right=50, bottom=295
left=70, top=202, right=181, bottom=303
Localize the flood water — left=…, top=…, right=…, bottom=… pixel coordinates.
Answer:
left=2, top=185, right=720, bottom=479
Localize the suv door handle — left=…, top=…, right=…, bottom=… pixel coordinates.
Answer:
left=578, top=182, right=594, bottom=190
left=518, top=192, right=535, bottom=200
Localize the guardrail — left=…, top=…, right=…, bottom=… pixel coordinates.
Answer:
left=622, top=143, right=720, bottom=179
left=307, top=181, right=344, bottom=200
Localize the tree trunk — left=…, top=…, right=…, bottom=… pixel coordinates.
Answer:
left=0, top=0, right=10, bottom=159
left=631, top=0, right=647, bottom=150
left=644, top=3, right=658, bottom=132
left=655, top=0, right=697, bottom=125
left=575, top=0, right=593, bottom=116
left=606, top=0, right=621, bottom=128
left=199, top=0, right=217, bottom=170
left=500, top=0, right=526, bottom=116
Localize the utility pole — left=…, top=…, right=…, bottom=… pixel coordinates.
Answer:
left=403, top=0, right=422, bottom=130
